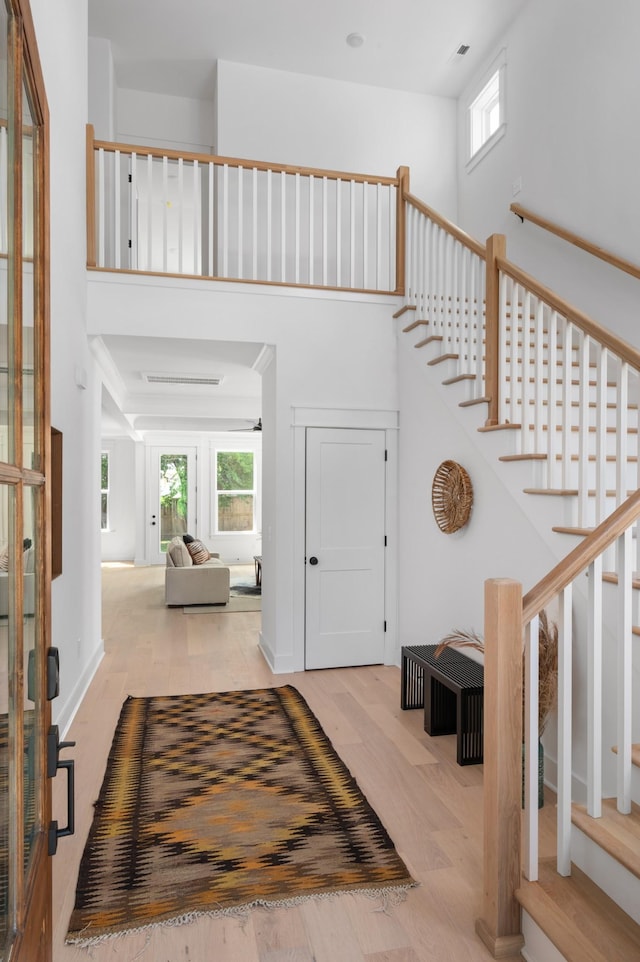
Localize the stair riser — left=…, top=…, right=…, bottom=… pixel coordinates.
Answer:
left=571, top=827, right=640, bottom=926
left=521, top=913, right=568, bottom=962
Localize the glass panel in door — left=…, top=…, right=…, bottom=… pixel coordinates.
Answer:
left=21, top=76, right=34, bottom=470
left=21, top=485, right=37, bottom=877
left=149, top=447, right=197, bottom=563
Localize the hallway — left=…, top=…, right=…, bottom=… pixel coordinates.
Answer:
left=51, top=565, right=542, bottom=961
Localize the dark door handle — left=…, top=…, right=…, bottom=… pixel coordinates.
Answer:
left=309, top=556, right=318, bottom=565
left=47, top=725, right=75, bottom=855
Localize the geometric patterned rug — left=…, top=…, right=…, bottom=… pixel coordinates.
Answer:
left=66, top=686, right=416, bottom=946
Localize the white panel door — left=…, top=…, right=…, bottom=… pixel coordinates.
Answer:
left=305, top=428, right=386, bottom=669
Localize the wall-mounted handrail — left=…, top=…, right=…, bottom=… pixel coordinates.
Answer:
left=496, top=253, right=640, bottom=374
left=511, top=202, right=640, bottom=282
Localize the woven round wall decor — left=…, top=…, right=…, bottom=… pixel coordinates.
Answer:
left=431, top=460, right=473, bottom=533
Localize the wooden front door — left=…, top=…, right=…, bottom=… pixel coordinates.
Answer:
left=0, top=1, right=53, bottom=959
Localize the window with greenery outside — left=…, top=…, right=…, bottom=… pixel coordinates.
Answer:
left=101, top=452, right=109, bottom=531
left=217, top=451, right=254, bottom=532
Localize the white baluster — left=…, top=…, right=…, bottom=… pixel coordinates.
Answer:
left=524, top=613, right=540, bottom=882
left=557, top=583, right=573, bottom=876
left=147, top=153, right=154, bottom=272
left=587, top=554, right=603, bottom=817
left=114, top=150, right=121, bottom=269
left=177, top=158, right=184, bottom=274
left=162, top=155, right=168, bottom=273
left=336, top=177, right=341, bottom=288
left=280, top=169, right=286, bottom=283
left=547, top=311, right=560, bottom=489
left=97, top=148, right=105, bottom=267
left=266, top=169, right=272, bottom=282
left=498, top=274, right=510, bottom=425
left=593, top=346, right=607, bottom=523
left=207, top=161, right=214, bottom=277
left=534, top=300, right=545, bottom=459
left=252, top=168, right=258, bottom=281
left=577, top=333, right=590, bottom=526
left=308, top=174, right=314, bottom=285
left=521, top=290, right=532, bottom=448
left=363, top=181, right=369, bottom=289
left=617, top=528, right=633, bottom=814
left=295, top=172, right=301, bottom=285
left=237, top=165, right=244, bottom=279
left=322, top=176, right=328, bottom=287
left=376, top=182, right=382, bottom=290
left=193, top=160, right=200, bottom=275
left=561, top=320, right=573, bottom=492
left=220, top=163, right=228, bottom=277
left=129, top=152, right=138, bottom=270
left=350, top=179, right=355, bottom=289
left=617, top=361, right=630, bottom=507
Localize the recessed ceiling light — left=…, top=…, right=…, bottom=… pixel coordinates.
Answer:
left=346, top=33, right=364, bottom=48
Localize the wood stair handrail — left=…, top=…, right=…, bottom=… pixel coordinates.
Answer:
left=511, top=203, right=640, bottom=282
left=523, top=488, right=640, bottom=624
left=496, top=254, right=640, bottom=374
left=404, top=192, right=486, bottom=258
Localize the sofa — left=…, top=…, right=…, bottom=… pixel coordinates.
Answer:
left=165, top=536, right=230, bottom=606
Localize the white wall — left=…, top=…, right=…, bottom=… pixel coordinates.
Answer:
left=31, top=0, right=103, bottom=732
left=100, top=438, right=136, bottom=561
left=88, top=36, right=115, bottom=140
left=457, top=0, right=640, bottom=346
left=216, top=60, right=458, bottom=217
left=116, top=88, right=215, bottom=154
left=87, top=274, right=399, bottom=671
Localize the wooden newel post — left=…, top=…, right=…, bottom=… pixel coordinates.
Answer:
left=476, top=578, right=524, bottom=959
left=86, top=123, right=97, bottom=268
left=395, top=165, right=410, bottom=296
left=484, top=234, right=506, bottom=426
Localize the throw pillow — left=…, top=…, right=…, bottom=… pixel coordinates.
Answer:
left=0, top=547, right=7, bottom=571
left=186, top=539, right=210, bottom=565
left=182, top=533, right=195, bottom=544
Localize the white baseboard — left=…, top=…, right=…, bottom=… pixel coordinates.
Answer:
left=54, top=641, right=105, bottom=739
left=258, top=631, right=298, bottom=673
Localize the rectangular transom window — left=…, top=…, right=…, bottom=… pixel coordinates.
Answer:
left=101, top=451, right=109, bottom=531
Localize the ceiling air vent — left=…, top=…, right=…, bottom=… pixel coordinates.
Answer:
left=456, top=44, right=470, bottom=56
left=142, top=372, right=224, bottom=386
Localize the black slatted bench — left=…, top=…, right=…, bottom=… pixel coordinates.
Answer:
left=401, top=643, right=484, bottom=766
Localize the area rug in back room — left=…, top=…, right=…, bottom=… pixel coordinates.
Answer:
left=66, top=685, right=416, bottom=946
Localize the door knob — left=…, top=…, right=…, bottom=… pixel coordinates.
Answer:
left=309, top=556, right=318, bottom=565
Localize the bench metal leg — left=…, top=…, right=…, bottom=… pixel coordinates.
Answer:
left=401, top=652, right=425, bottom=710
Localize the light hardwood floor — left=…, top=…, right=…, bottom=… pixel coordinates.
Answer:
left=51, top=564, right=545, bottom=962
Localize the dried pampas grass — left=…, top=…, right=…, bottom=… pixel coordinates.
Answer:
left=435, top=612, right=558, bottom=735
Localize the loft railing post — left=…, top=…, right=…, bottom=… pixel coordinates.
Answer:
left=395, top=166, right=410, bottom=296
left=86, top=124, right=96, bottom=268
left=485, top=233, right=506, bottom=426
left=476, top=577, right=524, bottom=959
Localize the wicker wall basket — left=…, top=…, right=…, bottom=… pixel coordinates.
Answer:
left=431, top=460, right=473, bottom=533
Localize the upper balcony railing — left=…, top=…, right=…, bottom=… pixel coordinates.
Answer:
left=86, top=125, right=408, bottom=296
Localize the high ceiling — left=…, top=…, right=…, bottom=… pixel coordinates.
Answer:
left=88, top=0, right=528, bottom=102
left=89, top=0, right=528, bottom=439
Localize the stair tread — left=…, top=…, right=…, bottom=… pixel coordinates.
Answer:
left=572, top=799, right=640, bottom=880
left=603, top=572, right=640, bottom=591
left=517, top=859, right=640, bottom=962
left=427, top=353, right=458, bottom=365
left=414, top=335, right=442, bottom=347
left=459, top=396, right=490, bottom=408
left=477, top=422, right=522, bottom=433
left=442, top=373, right=476, bottom=385
left=552, top=526, right=594, bottom=536
left=393, top=304, right=416, bottom=319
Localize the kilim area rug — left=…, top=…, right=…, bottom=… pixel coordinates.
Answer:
left=66, top=685, right=416, bottom=945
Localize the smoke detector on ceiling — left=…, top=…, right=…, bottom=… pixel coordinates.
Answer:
left=142, top=372, right=224, bottom=386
